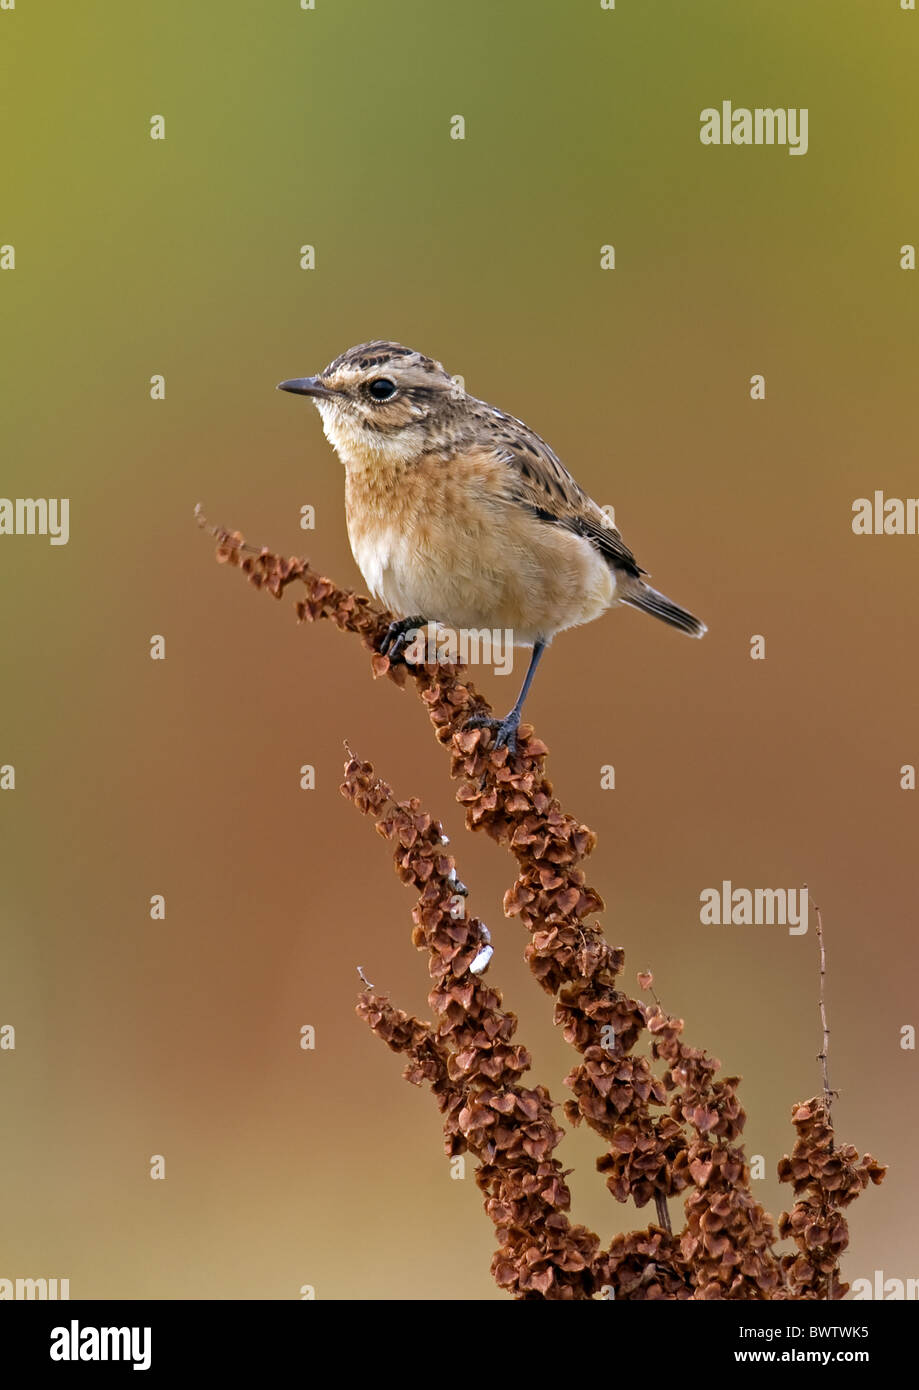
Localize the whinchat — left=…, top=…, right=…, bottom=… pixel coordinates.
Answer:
left=279, top=341, right=706, bottom=752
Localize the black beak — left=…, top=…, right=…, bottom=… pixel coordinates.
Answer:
left=277, top=376, right=334, bottom=399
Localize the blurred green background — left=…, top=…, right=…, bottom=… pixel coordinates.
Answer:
left=1, top=0, right=915, bottom=1298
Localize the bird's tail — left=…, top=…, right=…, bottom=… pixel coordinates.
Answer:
left=621, top=580, right=707, bottom=638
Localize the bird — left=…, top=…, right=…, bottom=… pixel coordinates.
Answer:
left=278, top=341, right=706, bottom=753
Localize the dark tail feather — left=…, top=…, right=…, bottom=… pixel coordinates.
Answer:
left=621, top=581, right=707, bottom=638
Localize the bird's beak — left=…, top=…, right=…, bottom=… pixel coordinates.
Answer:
left=277, top=376, right=335, bottom=399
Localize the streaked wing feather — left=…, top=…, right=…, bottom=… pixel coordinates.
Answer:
left=477, top=402, right=645, bottom=578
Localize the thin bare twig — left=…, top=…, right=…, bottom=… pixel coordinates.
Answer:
left=807, top=887, right=834, bottom=1130
left=654, top=1192, right=673, bottom=1236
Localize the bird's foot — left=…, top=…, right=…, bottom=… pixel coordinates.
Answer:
left=465, top=708, right=521, bottom=755
left=378, top=616, right=428, bottom=666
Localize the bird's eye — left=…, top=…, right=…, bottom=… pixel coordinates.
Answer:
left=368, top=378, right=397, bottom=401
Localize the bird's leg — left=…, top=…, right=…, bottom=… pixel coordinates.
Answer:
left=465, top=641, right=546, bottom=755
left=378, top=615, right=429, bottom=665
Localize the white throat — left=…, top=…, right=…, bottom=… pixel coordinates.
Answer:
left=313, top=400, right=424, bottom=471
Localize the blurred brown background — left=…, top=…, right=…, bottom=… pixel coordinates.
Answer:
left=1, top=0, right=915, bottom=1297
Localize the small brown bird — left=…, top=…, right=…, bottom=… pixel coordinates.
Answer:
left=279, top=341, right=705, bottom=751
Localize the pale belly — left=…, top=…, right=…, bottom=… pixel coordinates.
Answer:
left=347, top=509, right=617, bottom=647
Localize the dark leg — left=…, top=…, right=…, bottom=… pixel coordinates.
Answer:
left=465, top=641, right=546, bottom=755
left=378, top=615, right=429, bottom=665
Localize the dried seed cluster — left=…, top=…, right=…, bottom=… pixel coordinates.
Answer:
left=342, top=755, right=601, bottom=1299
left=208, top=523, right=886, bottom=1299
left=776, top=1099, right=886, bottom=1299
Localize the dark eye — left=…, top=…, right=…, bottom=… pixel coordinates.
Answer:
left=368, top=378, right=397, bottom=401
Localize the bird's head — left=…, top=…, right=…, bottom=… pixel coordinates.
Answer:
left=278, top=341, right=465, bottom=469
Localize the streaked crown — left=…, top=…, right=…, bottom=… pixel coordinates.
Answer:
left=279, top=340, right=467, bottom=465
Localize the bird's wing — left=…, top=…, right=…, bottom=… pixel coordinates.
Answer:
left=473, top=400, right=646, bottom=578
